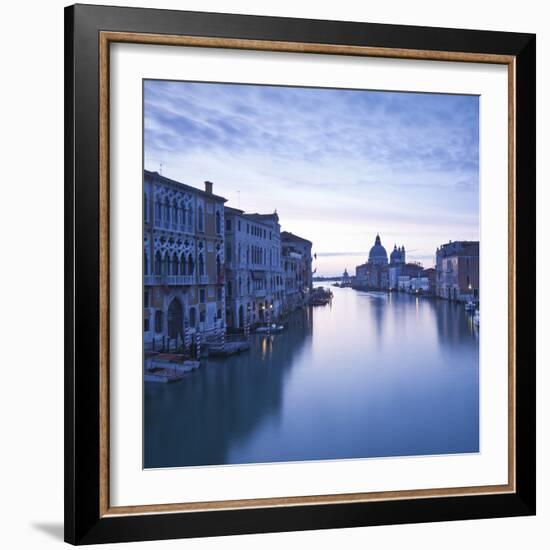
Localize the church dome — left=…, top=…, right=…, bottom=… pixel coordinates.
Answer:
left=368, top=234, right=388, bottom=265
left=390, top=244, right=400, bottom=263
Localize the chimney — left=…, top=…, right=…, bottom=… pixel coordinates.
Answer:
left=204, top=181, right=213, bottom=194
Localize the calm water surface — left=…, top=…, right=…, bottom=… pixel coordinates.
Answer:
left=144, top=284, right=479, bottom=468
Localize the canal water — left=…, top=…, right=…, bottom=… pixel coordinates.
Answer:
left=144, top=284, right=479, bottom=468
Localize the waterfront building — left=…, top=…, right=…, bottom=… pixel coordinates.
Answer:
left=224, top=207, right=284, bottom=328
left=143, top=170, right=226, bottom=347
left=410, top=277, right=430, bottom=293
left=341, top=268, right=351, bottom=286
left=435, top=241, right=479, bottom=301
left=422, top=267, right=437, bottom=294
left=355, top=234, right=407, bottom=290
left=281, top=231, right=313, bottom=311
left=397, top=276, right=411, bottom=291
left=388, top=266, right=401, bottom=290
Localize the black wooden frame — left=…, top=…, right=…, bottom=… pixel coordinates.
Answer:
left=65, top=3, right=536, bottom=545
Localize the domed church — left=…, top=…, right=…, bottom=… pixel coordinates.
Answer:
left=355, top=234, right=407, bottom=289
left=390, top=243, right=406, bottom=265
left=368, top=234, right=388, bottom=266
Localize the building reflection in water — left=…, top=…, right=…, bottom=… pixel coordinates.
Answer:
left=144, top=285, right=478, bottom=469
left=144, top=307, right=313, bottom=468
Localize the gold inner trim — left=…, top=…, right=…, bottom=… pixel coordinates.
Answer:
left=98, top=31, right=517, bottom=517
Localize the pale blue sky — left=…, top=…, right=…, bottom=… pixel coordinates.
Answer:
left=144, top=80, right=479, bottom=276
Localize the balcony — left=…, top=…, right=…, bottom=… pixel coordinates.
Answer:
left=254, top=288, right=267, bottom=298
left=144, top=275, right=196, bottom=286
left=153, top=219, right=195, bottom=234
left=199, top=275, right=209, bottom=284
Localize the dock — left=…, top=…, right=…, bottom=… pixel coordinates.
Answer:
left=145, top=354, right=201, bottom=383
left=208, top=340, right=251, bottom=357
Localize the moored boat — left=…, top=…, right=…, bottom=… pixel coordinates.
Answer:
left=255, top=323, right=285, bottom=333
left=308, top=286, right=333, bottom=306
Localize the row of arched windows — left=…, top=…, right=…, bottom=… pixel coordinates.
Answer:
left=144, top=250, right=206, bottom=277
left=248, top=245, right=266, bottom=265
left=147, top=196, right=223, bottom=237
left=153, top=197, right=194, bottom=228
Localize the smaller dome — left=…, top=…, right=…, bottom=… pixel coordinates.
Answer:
left=390, top=244, right=400, bottom=262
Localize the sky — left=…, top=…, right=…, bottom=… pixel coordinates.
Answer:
left=144, top=80, right=479, bottom=277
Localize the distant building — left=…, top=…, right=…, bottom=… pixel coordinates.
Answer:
left=390, top=244, right=406, bottom=265
left=410, top=277, right=430, bottom=293
left=342, top=268, right=351, bottom=285
left=281, top=231, right=313, bottom=311
left=390, top=262, right=424, bottom=291
left=436, top=241, right=479, bottom=301
left=355, top=234, right=408, bottom=290
left=422, top=267, right=437, bottom=294
left=397, top=276, right=411, bottom=292
left=223, top=207, right=284, bottom=329
left=143, top=170, right=226, bottom=346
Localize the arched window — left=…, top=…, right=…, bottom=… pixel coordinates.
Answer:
left=180, top=255, right=186, bottom=276
left=198, top=253, right=205, bottom=276
left=216, top=255, right=221, bottom=278
left=187, top=254, right=194, bottom=275
left=155, top=251, right=162, bottom=275
left=188, top=206, right=193, bottom=228
left=144, top=250, right=149, bottom=275
left=154, top=310, right=163, bottom=333
left=143, top=193, right=148, bottom=222
left=198, top=206, right=204, bottom=231
left=215, top=210, right=221, bottom=234
left=167, top=298, right=183, bottom=339
left=189, top=307, right=196, bottom=328
left=171, top=252, right=178, bottom=275
left=155, top=198, right=162, bottom=222
left=227, top=280, right=232, bottom=297
left=163, top=254, right=169, bottom=276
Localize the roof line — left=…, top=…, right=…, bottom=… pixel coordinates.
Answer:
left=144, top=169, right=227, bottom=202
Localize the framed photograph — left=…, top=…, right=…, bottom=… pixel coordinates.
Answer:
left=65, top=4, right=536, bottom=545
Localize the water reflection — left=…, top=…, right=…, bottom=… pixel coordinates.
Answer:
left=144, top=284, right=478, bottom=468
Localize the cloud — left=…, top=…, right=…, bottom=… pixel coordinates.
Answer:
left=143, top=80, right=479, bottom=276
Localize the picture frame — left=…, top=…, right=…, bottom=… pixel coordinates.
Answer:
left=64, top=3, right=536, bottom=545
